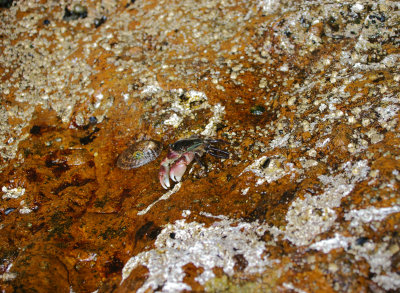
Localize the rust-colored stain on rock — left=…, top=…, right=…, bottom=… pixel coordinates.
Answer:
left=1, top=0, right=400, bottom=292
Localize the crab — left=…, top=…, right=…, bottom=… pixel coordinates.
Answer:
left=159, top=136, right=229, bottom=189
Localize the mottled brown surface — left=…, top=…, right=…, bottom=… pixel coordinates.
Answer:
left=1, top=0, right=400, bottom=292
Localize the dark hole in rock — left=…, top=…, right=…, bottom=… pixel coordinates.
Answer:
left=104, top=256, right=124, bottom=277
left=355, top=237, right=369, bottom=246
left=30, top=125, right=41, bottom=135
left=233, top=254, right=248, bottom=272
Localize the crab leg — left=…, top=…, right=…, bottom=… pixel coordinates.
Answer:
left=194, top=154, right=206, bottom=169
left=205, top=146, right=230, bottom=159
left=205, top=138, right=228, bottom=144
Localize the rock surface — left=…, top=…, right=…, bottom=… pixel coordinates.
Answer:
left=1, top=0, right=399, bottom=292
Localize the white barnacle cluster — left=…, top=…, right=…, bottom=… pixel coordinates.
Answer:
left=164, top=89, right=211, bottom=129
left=239, top=155, right=296, bottom=186
left=345, top=206, right=400, bottom=228
left=201, top=103, right=225, bottom=137
left=2, top=186, right=25, bottom=199
left=310, top=227, right=400, bottom=291
left=272, top=160, right=370, bottom=246
left=122, top=218, right=273, bottom=292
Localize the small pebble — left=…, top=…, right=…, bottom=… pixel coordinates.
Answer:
left=63, top=4, right=88, bottom=21
left=94, top=16, right=106, bottom=28
left=4, top=207, right=16, bottom=215
left=73, top=4, right=87, bottom=16
left=250, top=105, right=265, bottom=115
left=89, top=116, right=98, bottom=124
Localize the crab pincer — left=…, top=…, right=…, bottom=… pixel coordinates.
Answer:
left=159, top=136, right=229, bottom=189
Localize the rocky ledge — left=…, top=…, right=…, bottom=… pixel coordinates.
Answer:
left=0, top=0, right=399, bottom=292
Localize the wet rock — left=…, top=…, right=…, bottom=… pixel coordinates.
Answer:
left=1, top=0, right=400, bottom=292
left=10, top=253, right=70, bottom=292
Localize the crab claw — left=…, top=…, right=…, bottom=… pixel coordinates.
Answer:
left=170, top=158, right=187, bottom=183
left=159, top=161, right=170, bottom=189
left=170, top=153, right=195, bottom=182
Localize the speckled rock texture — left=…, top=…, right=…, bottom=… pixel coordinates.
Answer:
left=1, top=0, right=400, bottom=292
